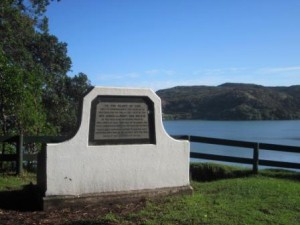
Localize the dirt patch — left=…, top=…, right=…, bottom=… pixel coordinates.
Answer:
left=0, top=200, right=146, bottom=225
left=0, top=184, right=147, bottom=225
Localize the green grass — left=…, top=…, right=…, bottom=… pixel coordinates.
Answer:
left=1, top=164, right=300, bottom=225
left=190, top=162, right=253, bottom=181
left=81, top=164, right=300, bottom=225
left=0, top=172, right=36, bottom=191
left=97, top=175, right=298, bottom=225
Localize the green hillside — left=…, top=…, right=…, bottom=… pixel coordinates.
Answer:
left=156, top=83, right=300, bottom=120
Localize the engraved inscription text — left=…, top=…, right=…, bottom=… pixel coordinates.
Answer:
left=94, top=102, right=149, bottom=140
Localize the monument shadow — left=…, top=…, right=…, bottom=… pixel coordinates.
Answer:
left=0, top=184, right=42, bottom=211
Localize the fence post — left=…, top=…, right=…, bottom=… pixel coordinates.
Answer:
left=252, top=143, right=259, bottom=174
left=16, top=134, right=24, bottom=175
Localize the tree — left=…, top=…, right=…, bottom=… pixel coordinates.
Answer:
left=0, top=0, right=92, bottom=136
left=0, top=45, right=47, bottom=136
left=46, top=73, right=92, bottom=136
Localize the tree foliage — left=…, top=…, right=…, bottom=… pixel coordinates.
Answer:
left=0, top=0, right=92, bottom=136
left=0, top=48, right=46, bottom=135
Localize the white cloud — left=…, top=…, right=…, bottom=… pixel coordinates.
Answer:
left=258, top=66, right=300, bottom=74
left=144, top=69, right=175, bottom=76
left=193, top=67, right=249, bottom=76
left=95, top=72, right=141, bottom=81
left=95, top=74, right=124, bottom=81
left=92, top=65, right=300, bottom=91
left=191, top=66, right=300, bottom=87
left=145, top=69, right=160, bottom=75
left=126, top=72, right=140, bottom=78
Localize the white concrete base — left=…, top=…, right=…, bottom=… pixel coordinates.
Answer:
left=42, top=185, right=193, bottom=210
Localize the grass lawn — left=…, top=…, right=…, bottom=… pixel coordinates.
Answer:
left=96, top=174, right=300, bottom=225
left=0, top=164, right=299, bottom=225
left=0, top=172, right=36, bottom=191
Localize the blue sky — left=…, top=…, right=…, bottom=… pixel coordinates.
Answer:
left=46, top=0, right=300, bottom=90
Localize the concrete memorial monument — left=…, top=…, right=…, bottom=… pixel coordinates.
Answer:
left=38, top=87, right=191, bottom=210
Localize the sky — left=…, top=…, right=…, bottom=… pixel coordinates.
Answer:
left=46, top=0, right=300, bottom=91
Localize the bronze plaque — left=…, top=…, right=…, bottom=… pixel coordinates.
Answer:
left=89, top=96, right=155, bottom=145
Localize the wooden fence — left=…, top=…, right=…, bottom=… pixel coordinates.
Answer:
left=173, top=135, right=300, bottom=173
left=1, top=135, right=300, bottom=175
left=0, top=135, right=65, bottom=175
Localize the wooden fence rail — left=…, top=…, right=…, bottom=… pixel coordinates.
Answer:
left=173, top=135, right=300, bottom=173
left=0, top=135, right=65, bottom=175
left=1, top=135, right=300, bottom=174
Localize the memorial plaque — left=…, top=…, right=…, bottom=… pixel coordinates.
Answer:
left=89, top=96, right=155, bottom=145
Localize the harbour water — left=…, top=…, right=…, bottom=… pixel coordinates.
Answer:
left=163, top=120, right=300, bottom=168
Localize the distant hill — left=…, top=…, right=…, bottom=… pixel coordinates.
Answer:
left=156, top=83, right=300, bottom=120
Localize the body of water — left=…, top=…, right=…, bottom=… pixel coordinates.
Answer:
left=163, top=120, right=300, bottom=168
